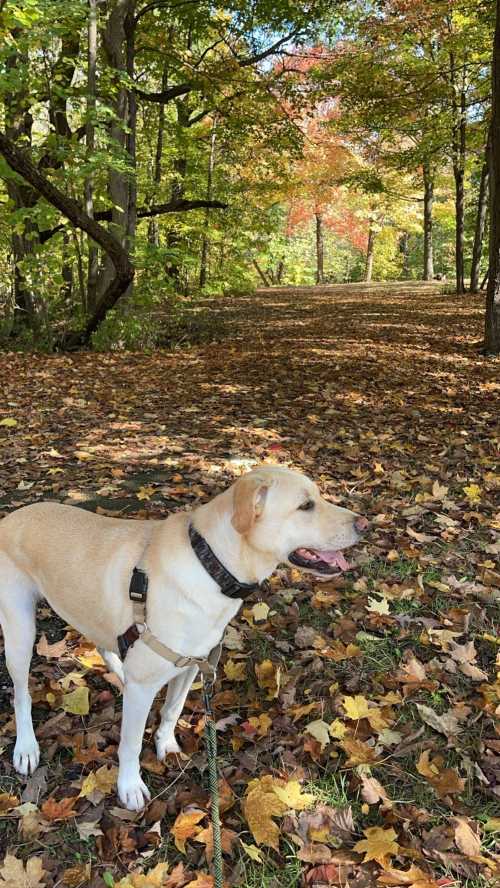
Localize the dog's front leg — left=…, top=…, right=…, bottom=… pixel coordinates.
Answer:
left=118, top=678, right=158, bottom=810
left=155, top=665, right=198, bottom=761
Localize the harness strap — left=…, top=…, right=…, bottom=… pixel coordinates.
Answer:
left=117, top=566, right=222, bottom=674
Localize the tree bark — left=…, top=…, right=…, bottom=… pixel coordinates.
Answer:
left=0, top=131, right=134, bottom=348
left=199, top=116, right=217, bottom=289
left=365, top=225, right=376, bottom=282
left=95, top=0, right=134, bottom=303
left=253, top=260, right=271, bottom=287
left=148, top=67, right=167, bottom=247
left=399, top=231, right=410, bottom=278
left=423, top=163, right=434, bottom=280
left=486, top=3, right=500, bottom=353
left=85, top=0, right=99, bottom=312
left=315, top=211, right=324, bottom=284
left=450, top=54, right=467, bottom=295
left=470, top=149, right=489, bottom=294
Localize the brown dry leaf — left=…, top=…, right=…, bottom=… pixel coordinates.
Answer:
left=41, top=795, right=78, bottom=821
left=415, top=704, right=462, bottom=737
left=289, top=701, right=319, bottom=722
left=354, top=825, right=400, bottom=865
left=184, top=875, right=214, bottom=888
left=255, top=659, right=281, bottom=699
left=171, top=809, right=206, bottom=853
left=0, top=792, right=19, bottom=812
left=340, top=737, right=376, bottom=766
left=242, top=775, right=287, bottom=849
left=246, top=713, right=272, bottom=737
left=194, top=824, right=238, bottom=861
left=0, top=854, right=46, bottom=888
left=36, top=633, right=68, bottom=659
left=61, top=863, right=91, bottom=888
left=453, top=817, right=481, bottom=858
left=417, top=751, right=465, bottom=799
left=378, top=863, right=443, bottom=887
left=360, top=774, right=392, bottom=808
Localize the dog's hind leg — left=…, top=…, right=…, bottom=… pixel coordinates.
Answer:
left=0, top=554, right=39, bottom=776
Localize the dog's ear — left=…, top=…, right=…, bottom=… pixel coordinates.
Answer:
left=232, top=474, right=270, bottom=535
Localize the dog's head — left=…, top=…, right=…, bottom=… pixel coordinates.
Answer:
left=231, top=465, right=367, bottom=577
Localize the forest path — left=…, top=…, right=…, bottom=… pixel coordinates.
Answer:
left=0, top=283, right=498, bottom=887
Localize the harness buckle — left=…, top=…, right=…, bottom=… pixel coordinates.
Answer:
left=129, top=567, right=148, bottom=602
left=174, top=655, right=193, bottom=668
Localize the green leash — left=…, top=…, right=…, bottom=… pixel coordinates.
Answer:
left=203, top=676, right=224, bottom=888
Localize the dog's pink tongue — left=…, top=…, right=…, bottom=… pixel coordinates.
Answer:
left=321, top=550, right=351, bottom=571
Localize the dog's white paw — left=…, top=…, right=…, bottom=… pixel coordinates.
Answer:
left=13, top=737, right=40, bottom=776
left=155, top=732, right=181, bottom=761
left=118, top=774, right=151, bottom=811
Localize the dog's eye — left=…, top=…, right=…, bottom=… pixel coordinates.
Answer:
left=298, top=500, right=315, bottom=511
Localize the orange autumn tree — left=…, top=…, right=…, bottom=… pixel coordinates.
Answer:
left=287, top=102, right=364, bottom=283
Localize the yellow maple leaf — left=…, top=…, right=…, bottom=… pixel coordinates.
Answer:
left=171, top=809, right=206, bottom=853
left=0, top=418, right=17, bottom=428
left=224, top=659, right=246, bottom=681
left=242, top=775, right=287, bottom=849
left=116, top=863, right=170, bottom=888
left=137, top=485, right=155, bottom=500
left=354, top=826, right=400, bottom=864
left=61, top=686, right=89, bottom=715
left=255, top=660, right=281, bottom=699
left=251, top=602, right=270, bottom=622
left=272, top=781, right=315, bottom=811
left=329, top=718, right=347, bottom=739
left=342, top=694, right=371, bottom=720
left=240, top=840, right=264, bottom=863
left=247, top=713, right=272, bottom=737
left=79, top=765, right=118, bottom=798
left=463, top=483, right=481, bottom=502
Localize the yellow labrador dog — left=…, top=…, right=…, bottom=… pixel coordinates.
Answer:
left=0, top=465, right=367, bottom=810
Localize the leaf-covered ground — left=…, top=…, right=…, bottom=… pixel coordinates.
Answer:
left=0, top=281, right=499, bottom=888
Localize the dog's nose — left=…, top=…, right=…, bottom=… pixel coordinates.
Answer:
left=354, top=515, right=369, bottom=534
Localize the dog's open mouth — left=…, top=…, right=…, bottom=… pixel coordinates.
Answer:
left=288, top=547, right=351, bottom=575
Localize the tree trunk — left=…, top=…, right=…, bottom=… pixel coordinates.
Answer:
left=0, top=131, right=134, bottom=348
left=95, top=0, right=133, bottom=303
left=315, top=212, right=324, bottom=284
left=399, top=231, right=410, bottom=278
left=486, top=3, right=500, bottom=353
left=423, top=163, right=434, bottom=280
left=450, top=54, right=467, bottom=295
left=165, top=99, right=190, bottom=288
left=253, top=260, right=271, bottom=287
left=199, top=116, right=217, bottom=289
left=5, top=33, right=39, bottom=333
left=470, top=150, right=489, bottom=293
left=148, top=67, right=167, bottom=247
left=85, top=0, right=99, bottom=312
left=365, top=226, right=375, bottom=282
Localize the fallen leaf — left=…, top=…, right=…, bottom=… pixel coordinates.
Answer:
left=61, top=686, right=90, bottom=715
left=354, top=825, right=400, bottom=864
left=41, top=795, right=78, bottom=821
left=171, top=809, right=206, bottom=853
left=272, top=781, right=316, bottom=810
left=36, top=633, right=68, bottom=659
left=255, top=659, right=281, bottom=699
left=453, top=817, right=481, bottom=858
left=242, top=775, right=287, bottom=849
left=0, top=854, right=45, bottom=888
left=224, top=659, right=246, bottom=681
left=304, top=719, right=331, bottom=751
left=415, top=704, right=461, bottom=737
